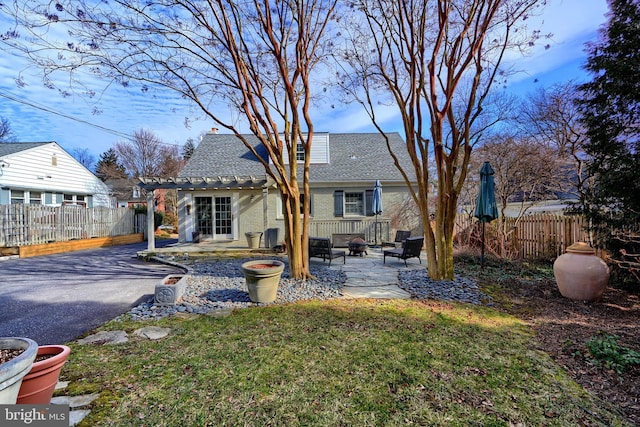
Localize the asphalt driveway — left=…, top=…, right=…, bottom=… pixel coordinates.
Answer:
left=0, top=240, right=182, bottom=345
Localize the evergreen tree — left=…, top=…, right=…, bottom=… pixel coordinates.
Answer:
left=95, top=148, right=127, bottom=182
left=579, top=0, right=640, bottom=282
left=182, top=138, right=196, bottom=161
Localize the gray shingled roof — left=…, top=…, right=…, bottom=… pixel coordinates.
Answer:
left=179, top=133, right=416, bottom=183
left=0, top=142, right=52, bottom=158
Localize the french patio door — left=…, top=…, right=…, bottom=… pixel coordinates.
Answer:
left=195, top=195, right=234, bottom=240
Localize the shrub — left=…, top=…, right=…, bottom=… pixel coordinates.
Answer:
left=163, top=211, right=178, bottom=228
left=585, top=334, right=640, bottom=374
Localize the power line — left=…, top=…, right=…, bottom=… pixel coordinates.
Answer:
left=0, top=88, right=135, bottom=140
left=0, top=88, right=195, bottom=149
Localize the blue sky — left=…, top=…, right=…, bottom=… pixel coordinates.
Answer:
left=0, top=0, right=609, bottom=164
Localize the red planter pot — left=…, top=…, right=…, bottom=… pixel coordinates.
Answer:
left=17, top=345, right=71, bottom=404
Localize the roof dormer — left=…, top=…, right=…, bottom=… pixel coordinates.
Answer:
left=279, top=133, right=330, bottom=165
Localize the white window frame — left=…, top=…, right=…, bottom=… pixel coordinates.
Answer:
left=192, top=191, right=239, bottom=240
left=295, top=143, right=305, bottom=162
left=10, top=190, right=24, bottom=204
left=29, top=191, right=42, bottom=205
left=63, top=194, right=88, bottom=207
left=276, top=192, right=311, bottom=219
left=344, top=191, right=365, bottom=216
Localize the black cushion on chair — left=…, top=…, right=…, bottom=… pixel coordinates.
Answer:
left=383, top=237, right=423, bottom=266
left=382, top=230, right=411, bottom=248
left=309, top=237, right=345, bottom=266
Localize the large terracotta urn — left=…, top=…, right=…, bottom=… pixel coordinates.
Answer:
left=553, top=242, right=610, bottom=302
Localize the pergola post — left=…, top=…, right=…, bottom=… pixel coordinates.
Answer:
left=262, top=187, right=269, bottom=247
left=146, top=190, right=155, bottom=251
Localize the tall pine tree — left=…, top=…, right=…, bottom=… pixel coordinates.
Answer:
left=579, top=0, right=640, bottom=283
left=182, top=138, right=196, bottom=161
left=95, top=148, right=128, bottom=182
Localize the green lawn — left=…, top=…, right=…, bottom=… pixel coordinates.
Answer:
left=64, top=299, right=628, bottom=426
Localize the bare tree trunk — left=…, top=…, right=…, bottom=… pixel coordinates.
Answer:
left=338, top=0, right=542, bottom=280
left=2, top=0, right=338, bottom=280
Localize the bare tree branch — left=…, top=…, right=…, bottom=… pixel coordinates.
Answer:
left=3, top=0, right=339, bottom=278
left=337, top=0, right=545, bottom=280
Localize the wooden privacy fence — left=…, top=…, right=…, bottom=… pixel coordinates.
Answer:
left=455, top=213, right=589, bottom=259
left=507, top=214, right=588, bottom=258
left=0, top=204, right=143, bottom=247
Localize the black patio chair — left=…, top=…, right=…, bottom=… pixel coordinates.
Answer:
left=308, top=237, right=346, bottom=266
left=383, top=236, right=423, bottom=266
left=382, top=230, right=411, bottom=248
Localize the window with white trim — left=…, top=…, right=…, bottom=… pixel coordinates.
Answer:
left=344, top=192, right=364, bottom=216
left=276, top=193, right=313, bottom=218
left=10, top=190, right=24, bottom=204
left=296, top=143, right=305, bottom=161
left=63, top=194, right=88, bottom=207
left=334, top=189, right=374, bottom=217
left=29, top=192, right=42, bottom=205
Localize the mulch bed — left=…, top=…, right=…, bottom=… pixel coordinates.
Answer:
left=486, top=270, right=640, bottom=425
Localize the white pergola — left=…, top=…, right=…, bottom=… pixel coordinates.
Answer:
left=137, top=175, right=276, bottom=251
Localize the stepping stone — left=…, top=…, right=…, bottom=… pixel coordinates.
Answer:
left=69, top=409, right=91, bottom=426
left=133, top=326, right=171, bottom=340
left=55, top=381, right=69, bottom=390
left=76, top=330, right=128, bottom=345
left=341, top=285, right=411, bottom=299
left=207, top=308, right=234, bottom=318
left=51, top=392, right=99, bottom=426
left=344, top=280, right=394, bottom=288
left=51, top=393, right=100, bottom=408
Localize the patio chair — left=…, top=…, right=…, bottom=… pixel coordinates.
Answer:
left=308, top=237, right=346, bottom=266
left=383, top=237, right=423, bottom=266
left=382, top=230, right=411, bottom=248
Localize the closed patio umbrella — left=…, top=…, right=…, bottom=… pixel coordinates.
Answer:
left=372, top=180, right=383, bottom=246
left=474, top=162, right=499, bottom=266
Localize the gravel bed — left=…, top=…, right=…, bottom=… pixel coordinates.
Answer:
left=118, top=257, right=346, bottom=321
left=117, top=256, right=493, bottom=322
left=398, top=269, right=494, bottom=306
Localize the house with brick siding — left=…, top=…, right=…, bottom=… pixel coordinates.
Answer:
left=139, top=131, right=417, bottom=247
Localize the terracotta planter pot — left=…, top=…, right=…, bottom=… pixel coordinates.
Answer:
left=17, top=345, right=71, bottom=404
left=0, top=337, right=38, bottom=404
left=241, top=260, right=285, bottom=303
left=553, top=242, right=610, bottom=302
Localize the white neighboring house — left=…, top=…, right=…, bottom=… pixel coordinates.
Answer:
left=0, top=142, right=110, bottom=207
